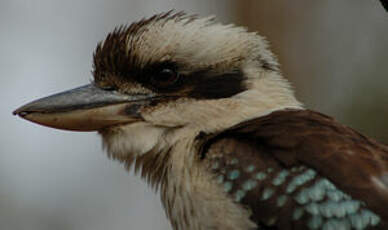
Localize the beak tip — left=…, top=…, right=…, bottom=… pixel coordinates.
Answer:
left=17, top=111, right=29, bottom=118
left=13, top=105, right=29, bottom=117
left=13, top=108, right=22, bottom=116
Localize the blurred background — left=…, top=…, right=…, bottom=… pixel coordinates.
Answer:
left=1, top=0, right=387, bottom=229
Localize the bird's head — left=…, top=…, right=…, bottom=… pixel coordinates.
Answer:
left=14, top=12, right=301, bottom=160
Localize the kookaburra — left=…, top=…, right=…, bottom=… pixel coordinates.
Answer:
left=14, top=12, right=388, bottom=230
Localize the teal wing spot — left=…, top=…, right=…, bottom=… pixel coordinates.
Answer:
left=230, top=158, right=239, bottom=165
left=294, top=189, right=310, bottom=205
left=327, top=190, right=346, bottom=202
left=305, top=202, right=320, bottom=215
left=276, top=195, right=288, bottom=207
left=211, top=161, right=220, bottom=170
left=245, top=165, right=255, bottom=172
left=234, top=190, right=246, bottom=202
left=223, top=181, right=233, bottom=193
left=342, top=201, right=360, bottom=215
left=272, top=170, right=289, bottom=186
left=306, top=183, right=326, bottom=202
left=307, top=215, right=323, bottom=229
left=227, top=169, right=240, bottom=180
left=255, top=172, right=267, bottom=180
left=216, top=175, right=224, bottom=184
left=290, top=165, right=306, bottom=173
left=291, top=175, right=381, bottom=229
left=293, top=207, right=305, bottom=220
left=359, top=210, right=381, bottom=227
left=242, top=179, right=258, bottom=191
left=286, top=169, right=316, bottom=194
left=261, top=188, right=274, bottom=201
left=319, top=201, right=337, bottom=218
left=322, top=219, right=351, bottom=230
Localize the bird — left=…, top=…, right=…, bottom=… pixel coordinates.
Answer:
left=13, top=11, right=388, bottom=230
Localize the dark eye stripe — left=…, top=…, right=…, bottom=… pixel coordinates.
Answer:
left=185, top=70, right=246, bottom=99
left=94, top=58, right=246, bottom=100
left=143, top=68, right=246, bottom=99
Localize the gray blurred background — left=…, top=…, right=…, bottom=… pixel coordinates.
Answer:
left=1, top=0, right=387, bottom=230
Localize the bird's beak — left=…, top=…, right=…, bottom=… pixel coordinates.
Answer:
left=13, top=84, right=154, bottom=131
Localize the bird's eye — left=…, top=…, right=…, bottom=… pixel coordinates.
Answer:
left=150, top=68, right=180, bottom=89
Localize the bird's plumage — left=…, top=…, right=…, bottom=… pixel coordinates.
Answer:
left=14, top=11, right=388, bottom=230
left=204, top=109, right=388, bottom=229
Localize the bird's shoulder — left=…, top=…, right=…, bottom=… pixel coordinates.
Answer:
left=201, top=109, right=388, bottom=229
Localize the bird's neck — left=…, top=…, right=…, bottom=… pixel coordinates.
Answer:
left=159, top=135, right=201, bottom=229
left=100, top=120, right=261, bottom=230
left=138, top=129, right=255, bottom=230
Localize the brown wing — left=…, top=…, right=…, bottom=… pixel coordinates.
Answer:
left=203, top=109, right=388, bottom=229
